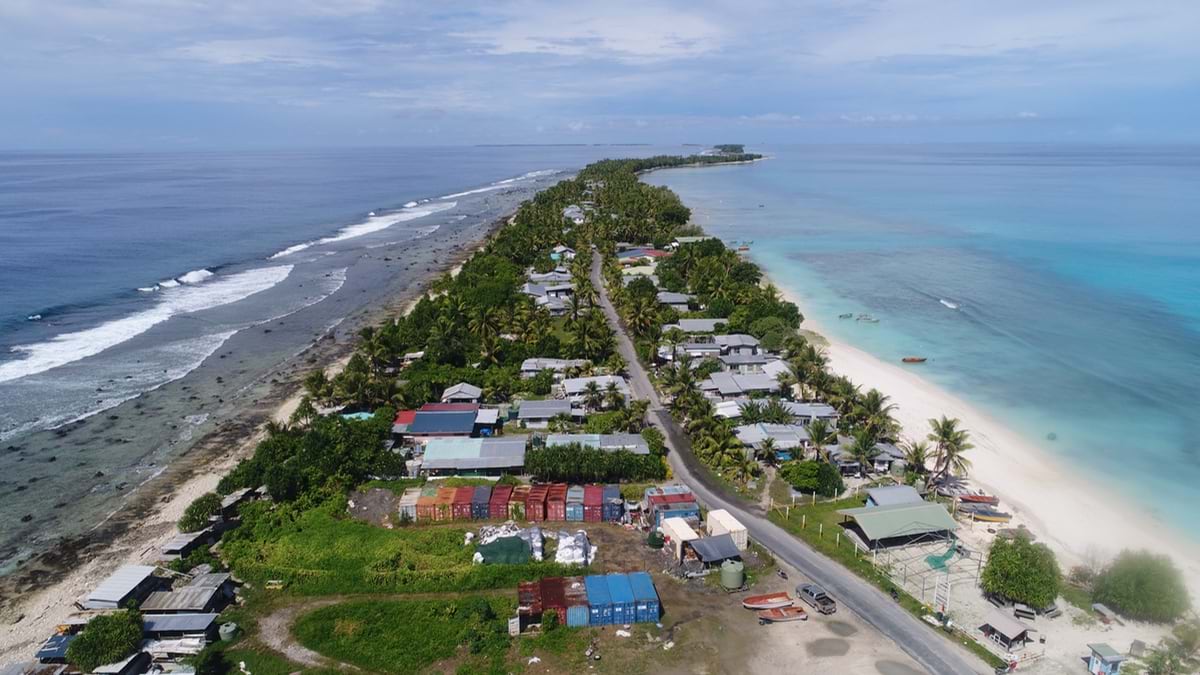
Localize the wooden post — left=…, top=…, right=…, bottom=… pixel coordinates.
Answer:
left=812, top=491, right=816, bottom=506
left=801, top=514, right=806, bottom=529
left=836, top=532, right=840, bottom=547
left=818, top=523, right=823, bottom=538
left=785, top=505, right=790, bottom=520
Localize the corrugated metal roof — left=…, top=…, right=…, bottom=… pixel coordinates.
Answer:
left=186, top=573, right=230, bottom=588
left=408, top=410, right=477, bottom=434
left=605, top=573, right=635, bottom=603
left=422, top=438, right=526, bottom=470
left=141, top=586, right=220, bottom=613
left=84, top=564, right=156, bottom=607
left=441, top=382, right=482, bottom=400
left=142, top=613, right=219, bottom=633
left=475, top=408, right=500, bottom=424
left=561, top=376, right=629, bottom=396
left=518, top=399, right=572, bottom=419
left=35, top=634, right=74, bottom=660
left=627, top=571, right=658, bottom=603
left=837, top=502, right=958, bottom=541
left=983, top=609, right=1030, bottom=641
left=866, top=485, right=923, bottom=507
left=689, top=534, right=741, bottom=562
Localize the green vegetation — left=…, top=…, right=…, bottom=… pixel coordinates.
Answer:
left=293, top=596, right=513, bottom=674
left=223, top=495, right=575, bottom=595
left=778, top=460, right=844, bottom=498
left=180, top=492, right=223, bottom=532
left=526, top=443, right=665, bottom=483
left=980, top=537, right=1061, bottom=608
left=66, top=609, right=143, bottom=673
left=1092, top=549, right=1191, bottom=623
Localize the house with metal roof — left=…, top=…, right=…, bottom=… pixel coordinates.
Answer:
left=713, top=334, right=760, bottom=355
left=80, top=564, right=160, bottom=610
left=405, top=410, right=479, bottom=439
left=700, top=372, right=779, bottom=399
left=733, top=423, right=810, bottom=460
left=551, top=244, right=576, bottom=261
left=1087, top=643, right=1127, bottom=675
left=420, top=438, right=527, bottom=476
left=662, top=318, right=725, bottom=334
left=140, top=584, right=227, bottom=615
left=657, top=341, right=722, bottom=362
left=656, top=291, right=694, bottom=311
left=979, top=609, right=1032, bottom=652
left=142, top=613, right=220, bottom=641
left=781, top=401, right=840, bottom=425
left=559, top=376, right=630, bottom=404
left=544, top=433, right=650, bottom=455
left=517, top=399, right=575, bottom=429
left=528, top=268, right=573, bottom=285
left=865, top=485, right=923, bottom=508
left=718, top=352, right=774, bottom=373
left=520, top=358, right=588, bottom=379
left=441, top=382, right=482, bottom=403
left=160, top=529, right=212, bottom=560
left=93, top=652, right=150, bottom=675
left=836, top=502, right=958, bottom=549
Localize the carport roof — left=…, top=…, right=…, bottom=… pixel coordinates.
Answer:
left=836, top=502, right=958, bottom=542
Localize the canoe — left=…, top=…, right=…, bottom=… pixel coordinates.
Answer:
left=959, top=494, right=999, bottom=505
left=901, top=357, right=927, bottom=363
left=971, top=509, right=1013, bottom=523
left=758, top=606, right=808, bottom=623
left=743, top=592, right=793, bottom=610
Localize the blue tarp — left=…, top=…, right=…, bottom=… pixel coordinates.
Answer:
left=409, top=410, right=477, bottom=435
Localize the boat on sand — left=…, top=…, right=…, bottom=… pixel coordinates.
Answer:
left=970, top=509, right=1013, bottom=523
left=758, top=606, right=808, bottom=623
left=959, top=494, right=999, bottom=505
left=743, top=592, right=793, bottom=610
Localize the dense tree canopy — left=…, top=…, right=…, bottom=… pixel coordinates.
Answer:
left=980, top=537, right=1062, bottom=608
left=67, top=610, right=143, bottom=673
left=1093, top=550, right=1191, bottom=623
left=779, top=460, right=844, bottom=497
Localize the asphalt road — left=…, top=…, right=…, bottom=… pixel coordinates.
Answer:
left=590, top=252, right=988, bottom=675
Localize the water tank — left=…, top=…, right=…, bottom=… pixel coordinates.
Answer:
left=218, top=622, right=239, bottom=641
left=720, top=560, right=745, bottom=590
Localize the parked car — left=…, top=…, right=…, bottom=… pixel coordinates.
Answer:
left=797, top=583, right=837, bottom=614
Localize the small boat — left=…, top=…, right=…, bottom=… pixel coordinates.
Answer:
left=971, top=509, right=1013, bottom=523
left=901, top=357, right=927, bottom=364
left=758, top=606, right=808, bottom=623
left=959, top=494, right=999, bottom=505
left=838, top=313, right=854, bottom=319
left=743, top=592, right=794, bottom=610
left=737, top=245, right=750, bottom=252
left=939, top=299, right=959, bottom=310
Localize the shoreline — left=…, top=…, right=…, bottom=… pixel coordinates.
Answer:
left=770, top=279, right=1200, bottom=592
left=0, top=214, right=506, bottom=664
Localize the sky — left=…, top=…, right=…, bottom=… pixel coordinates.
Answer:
left=2, top=0, right=1198, bottom=149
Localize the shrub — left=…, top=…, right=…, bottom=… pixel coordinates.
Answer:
left=981, top=537, right=1061, bottom=608
left=1093, top=550, right=1190, bottom=623
left=66, top=610, right=143, bottom=673
left=180, top=492, right=223, bottom=532
left=779, top=460, right=843, bottom=497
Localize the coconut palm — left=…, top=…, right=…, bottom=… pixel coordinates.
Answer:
left=757, top=437, right=778, bottom=466
left=303, top=370, right=332, bottom=406
left=761, top=399, right=797, bottom=425
left=901, top=439, right=931, bottom=476
left=927, top=416, right=975, bottom=484
left=289, top=395, right=318, bottom=427
left=807, top=418, right=837, bottom=463
left=848, top=428, right=880, bottom=478
left=854, top=389, right=898, bottom=439
left=604, top=381, right=626, bottom=410
left=583, top=381, right=604, bottom=411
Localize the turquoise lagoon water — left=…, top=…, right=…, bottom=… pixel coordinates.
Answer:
left=645, top=145, right=1200, bottom=540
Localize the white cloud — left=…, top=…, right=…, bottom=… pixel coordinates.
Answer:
left=173, top=38, right=336, bottom=67
left=1017, top=111, right=1039, bottom=118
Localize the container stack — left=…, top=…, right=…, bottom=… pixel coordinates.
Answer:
left=509, top=485, right=530, bottom=520
left=539, top=576, right=567, bottom=625
left=584, top=575, right=613, bottom=625
left=517, top=580, right=542, bottom=628
left=627, top=571, right=661, bottom=623
left=606, top=573, right=636, bottom=625
left=452, top=486, right=475, bottom=520
left=583, top=485, right=604, bottom=522
left=490, top=484, right=514, bottom=519
left=526, top=485, right=548, bottom=521
left=434, top=486, right=456, bottom=522
left=416, top=485, right=439, bottom=521
left=563, top=576, right=590, bottom=627
left=706, top=509, right=749, bottom=550
left=546, top=484, right=568, bottom=521
left=471, top=485, right=492, bottom=520
left=399, top=487, right=421, bottom=521
left=566, top=485, right=585, bottom=522
left=646, top=486, right=699, bottom=528
left=602, top=484, right=624, bottom=522
left=523, top=573, right=660, bottom=630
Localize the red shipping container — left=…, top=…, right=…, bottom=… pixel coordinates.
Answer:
left=526, top=485, right=548, bottom=521
left=434, top=487, right=456, bottom=522
left=489, top=484, right=514, bottom=519
left=517, top=580, right=542, bottom=617
left=546, top=483, right=568, bottom=521
left=539, top=576, right=567, bottom=624
left=416, top=495, right=438, bottom=521
left=452, top=486, right=475, bottom=520
left=583, top=485, right=604, bottom=522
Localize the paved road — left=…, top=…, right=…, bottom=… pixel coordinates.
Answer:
left=590, top=252, right=988, bottom=675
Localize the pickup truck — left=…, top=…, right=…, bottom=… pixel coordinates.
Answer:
left=797, top=583, right=837, bottom=615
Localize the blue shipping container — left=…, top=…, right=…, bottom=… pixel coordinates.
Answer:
left=605, top=573, right=636, bottom=626
left=567, top=604, right=589, bottom=627
left=566, top=502, right=584, bottom=521
left=627, top=572, right=660, bottom=623
left=602, top=485, right=623, bottom=522
left=471, top=486, right=492, bottom=519
left=584, top=575, right=612, bottom=626
left=654, top=503, right=700, bottom=528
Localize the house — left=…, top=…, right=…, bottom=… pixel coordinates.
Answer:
left=420, top=438, right=526, bottom=476
left=535, top=294, right=569, bottom=316
left=662, top=318, right=724, bottom=334
left=713, top=334, right=760, bottom=356
left=79, top=565, right=160, bottom=610
left=518, top=399, right=575, bottom=429
left=441, top=382, right=482, bottom=404
left=781, top=402, right=839, bottom=426
left=562, top=205, right=585, bottom=225
left=521, top=281, right=574, bottom=300
left=528, top=267, right=573, bottom=284
left=93, top=652, right=151, bottom=675
left=616, top=248, right=670, bottom=265
left=656, top=291, right=694, bottom=311
left=761, top=359, right=792, bottom=383
left=1087, top=643, right=1127, bottom=675
left=474, top=408, right=502, bottom=436
left=657, top=341, right=722, bottom=362
left=836, top=502, right=958, bottom=549
left=520, top=357, right=588, bottom=379
left=671, top=236, right=715, bottom=248
left=140, top=585, right=227, bottom=615
left=141, top=613, right=220, bottom=642
left=871, top=442, right=907, bottom=474
left=733, top=423, right=811, bottom=460
left=700, top=372, right=779, bottom=399
left=718, top=352, right=773, bottom=373
left=544, top=433, right=650, bottom=455
left=560, top=376, right=631, bottom=405
left=34, top=635, right=75, bottom=665
left=620, top=264, right=657, bottom=279
left=865, top=485, right=923, bottom=508
left=405, top=409, right=478, bottom=440
left=825, top=439, right=905, bottom=475
left=551, top=245, right=576, bottom=261
left=979, top=609, right=1032, bottom=653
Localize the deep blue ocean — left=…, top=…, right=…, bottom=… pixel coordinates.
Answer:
left=647, top=145, right=1200, bottom=541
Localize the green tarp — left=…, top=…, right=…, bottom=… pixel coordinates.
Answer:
left=476, top=536, right=531, bottom=564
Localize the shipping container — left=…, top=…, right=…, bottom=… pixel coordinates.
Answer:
left=565, top=485, right=585, bottom=522
left=584, top=575, right=613, bottom=626
left=415, top=494, right=438, bottom=521
left=399, top=487, right=421, bottom=521
left=583, top=485, right=604, bottom=522
left=628, top=572, right=660, bottom=623
left=644, top=485, right=692, bottom=501
left=526, top=485, right=548, bottom=521
left=489, top=484, right=514, bottom=519
left=452, top=486, right=475, bottom=520
left=706, top=509, right=749, bottom=550
left=563, top=576, right=590, bottom=627
left=539, top=576, right=567, bottom=625
left=654, top=501, right=700, bottom=528
left=471, top=485, right=492, bottom=520
left=602, top=484, right=624, bottom=522
left=660, top=517, right=700, bottom=561
left=546, top=484, right=568, bottom=521
left=434, top=487, right=457, bottom=522
left=509, top=484, right=530, bottom=520
left=517, top=580, right=542, bottom=618
left=605, top=573, right=636, bottom=626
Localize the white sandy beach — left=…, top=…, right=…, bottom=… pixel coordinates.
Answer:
left=777, top=284, right=1200, bottom=596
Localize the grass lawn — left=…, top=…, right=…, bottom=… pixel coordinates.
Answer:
left=224, top=498, right=577, bottom=595
left=768, top=498, right=1007, bottom=670
left=217, top=647, right=341, bottom=675
left=293, top=597, right=514, bottom=674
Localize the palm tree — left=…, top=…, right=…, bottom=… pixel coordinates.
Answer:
left=303, top=370, right=331, bottom=406
left=927, top=416, right=975, bottom=485
left=583, top=381, right=604, bottom=411
left=774, top=369, right=798, bottom=399
left=604, top=381, right=626, bottom=410
left=807, top=418, right=837, bottom=462
left=760, top=399, right=797, bottom=425
left=901, top=439, right=931, bottom=477
left=624, top=399, right=650, bottom=432
left=757, top=437, right=778, bottom=466
left=289, top=395, right=318, bottom=427
left=729, top=455, right=759, bottom=484
left=854, top=389, right=898, bottom=439
left=848, top=428, right=880, bottom=478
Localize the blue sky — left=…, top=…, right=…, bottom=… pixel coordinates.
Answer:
left=2, top=0, right=1198, bottom=149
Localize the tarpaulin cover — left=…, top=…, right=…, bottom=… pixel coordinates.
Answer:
left=476, top=536, right=531, bottom=564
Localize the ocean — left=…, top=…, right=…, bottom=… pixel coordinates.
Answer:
left=645, top=145, right=1200, bottom=541
left=0, top=145, right=678, bottom=575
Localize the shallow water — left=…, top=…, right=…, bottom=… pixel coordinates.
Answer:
left=646, top=145, right=1200, bottom=541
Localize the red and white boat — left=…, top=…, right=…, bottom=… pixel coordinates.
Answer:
left=758, top=606, right=808, bottom=623
left=959, top=494, right=999, bottom=505
left=743, top=592, right=794, bottom=610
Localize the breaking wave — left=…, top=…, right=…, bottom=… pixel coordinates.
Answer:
left=439, top=168, right=560, bottom=199
left=269, top=201, right=457, bottom=259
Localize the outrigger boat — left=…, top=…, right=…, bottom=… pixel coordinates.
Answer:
left=959, top=493, right=1000, bottom=505
left=970, top=508, right=1013, bottom=523
left=743, top=592, right=794, bottom=610
left=758, top=606, right=808, bottom=623
left=902, top=357, right=927, bottom=364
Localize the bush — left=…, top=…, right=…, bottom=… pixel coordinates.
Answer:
left=779, top=460, right=843, bottom=497
left=980, top=537, right=1061, bottom=608
left=67, top=610, right=143, bottom=673
left=1093, top=550, right=1190, bottom=623
left=180, top=492, right=223, bottom=532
